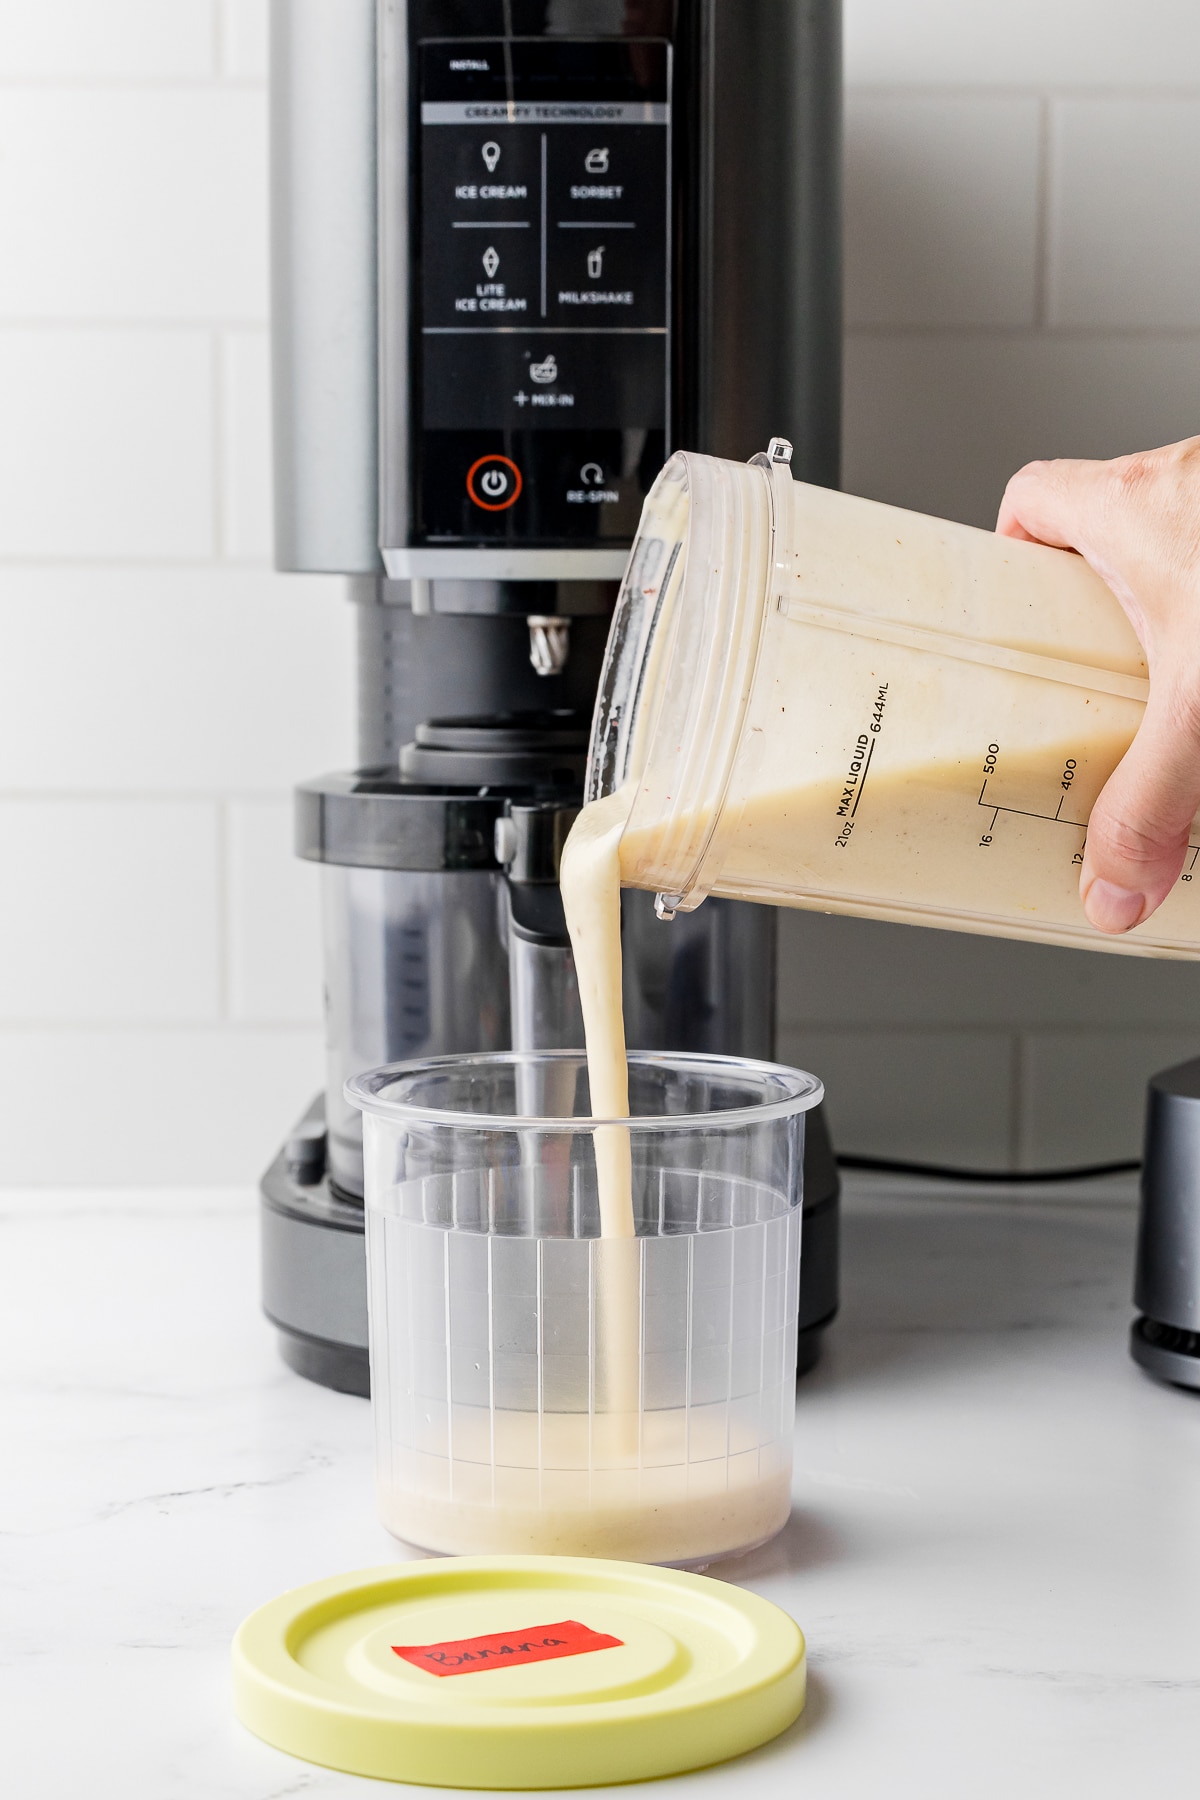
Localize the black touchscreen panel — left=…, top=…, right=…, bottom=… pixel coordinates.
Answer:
left=413, top=37, right=671, bottom=545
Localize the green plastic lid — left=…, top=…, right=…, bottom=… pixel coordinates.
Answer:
left=232, top=1555, right=806, bottom=1789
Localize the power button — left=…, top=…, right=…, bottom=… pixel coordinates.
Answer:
left=466, top=454, right=523, bottom=511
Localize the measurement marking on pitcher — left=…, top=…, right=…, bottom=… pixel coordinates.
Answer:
left=834, top=699, right=886, bottom=849
left=977, top=772, right=1200, bottom=877
left=979, top=778, right=1088, bottom=831
left=850, top=735, right=876, bottom=816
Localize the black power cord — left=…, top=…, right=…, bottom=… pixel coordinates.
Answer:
left=837, top=1153, right=1140, bottom=1185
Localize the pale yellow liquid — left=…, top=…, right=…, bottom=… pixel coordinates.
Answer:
left=623, top=735, right=1196, bottom=947
left=611, top=459, right=1200, bottom=957
left=385, top=1406, right=791, bottom=1563
left=612, top=589, right=1200, bottom=954
left=387, top=1474, right=791, bottom=1563
left=557, top=793, right=640, bottom=1450
left=558, top=790, right=636, bottom=1234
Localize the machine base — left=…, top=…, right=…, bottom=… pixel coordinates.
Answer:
left=274, top=1320, right=370, bottom=1397
left=262, top=1095, right=840, bottom=1398
left=1130, top=1315, right=1200, bottom=1391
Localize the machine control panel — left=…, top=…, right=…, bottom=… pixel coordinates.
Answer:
left=413, top=36, right=670, bottom=547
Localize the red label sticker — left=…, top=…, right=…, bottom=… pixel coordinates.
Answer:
left=392, top=1619, right=624, bottom=1677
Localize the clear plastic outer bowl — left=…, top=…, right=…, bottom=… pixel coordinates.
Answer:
left=346, top=1050, right=823, bottom=1568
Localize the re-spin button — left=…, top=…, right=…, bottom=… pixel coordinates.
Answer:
left=466, top=454, right=523, bottom=511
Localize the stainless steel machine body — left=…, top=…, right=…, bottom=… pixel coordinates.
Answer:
left=262, top=0, right=843, bottom=1395
left=317, top=857, right=511, bottom=1196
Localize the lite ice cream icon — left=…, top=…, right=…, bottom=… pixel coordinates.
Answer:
left=482, top=245, right=500, bottom=278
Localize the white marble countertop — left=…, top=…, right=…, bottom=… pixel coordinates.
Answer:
left=4, top=1178, right=1198, bottom=1799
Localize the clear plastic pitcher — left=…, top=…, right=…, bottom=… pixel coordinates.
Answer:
left=347, top=1050, right=822, bottom=1567
left=589, top=438, right=1200, bottom=957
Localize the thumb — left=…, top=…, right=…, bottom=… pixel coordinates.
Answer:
left=1081, top=685, right=1200, bottom=932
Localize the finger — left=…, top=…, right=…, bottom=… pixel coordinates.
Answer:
left=997, top=453, right=1148, bottom=638
left=1081, top=685, right=1200, bottom=932
left=995, top=457, right=1110, bottom=550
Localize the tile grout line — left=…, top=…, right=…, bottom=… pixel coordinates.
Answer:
left=778, top=1021, right=1200, bottom=1040
left=212, top=0, right=226, bottom=80
left=0, top=75, right=265, bottom=91
left=845, top=323, right=1200, bottom=341
left=0, top=554, right=274, bottom=570
left=779, top=1022, right=1040, bottom=1038
left=0, top=320, right=268, bottom=331
left=211, top=328, right=225, bottom=559
left=0, top=790, right=293, bottom=804
left=215, top=796, right=231, bottom=1024
left=0, top=1020, right=323, bottom=1035
left=845, top=83, right=1200, bottom=102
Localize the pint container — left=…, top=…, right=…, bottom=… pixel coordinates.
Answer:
left=347, top=1050, right=822, bottom=1566
left=590, top=440, right=1200, bottom=957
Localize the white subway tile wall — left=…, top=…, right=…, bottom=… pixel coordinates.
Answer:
left=220, top=330, right=273, bottom=559
left=1048, top=101, right=1200, bottom=330
left=0, top=1028, right=326, bottom=1185
left=845, top=96, right=1041, bottom=328
left=0, top=91, right=267, bottom=319
left=845, top=1, right=1200, bottom=89
left=225, top=799, right=322, bottom=1026
left=0, top=569, right=351, bottom=792
left=0, top=332, right=214, bottom=559
left=0, top=3, right=349, bottom=1183
left=0, top=3, right=216, bottom=79
left=1018, top=1030, right=1200, bottom=1168
left=0, top=800, right=221, bottom=1022
left=780, top=1027, right=1018, bottom=1169
left=219, top=0, right=268, bottom=80
left=794, top=1, right=1200, bottom=1167
left=843, top=334, right=1200, bottom=529
left=2, top=2, right=1198, bottom=1181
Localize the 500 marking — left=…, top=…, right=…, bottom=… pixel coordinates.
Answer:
left=978, top=745, right=1000, bottom=846
left=976, top=742, right=1200, bottom=886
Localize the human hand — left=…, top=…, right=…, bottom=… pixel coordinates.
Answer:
left=997, top=436, right=1200, bottom=934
